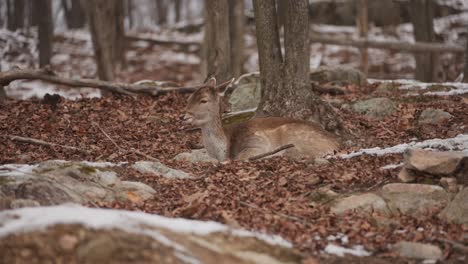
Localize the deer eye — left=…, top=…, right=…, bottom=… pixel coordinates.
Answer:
left=200, top=99, right=208, bottom=104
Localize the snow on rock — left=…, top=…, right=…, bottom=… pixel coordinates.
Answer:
left=334, top=134, right=468, bottom=159
left=324, top=244, right=372, bottom=257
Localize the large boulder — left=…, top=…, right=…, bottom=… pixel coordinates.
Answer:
left=439, top=187, right=468, bottom=224
left=330, top=193, right=390, bottom=215
left=392, top=241, right=442, bottom=260
left=228, top=72, right=261, bottom=112
left=401, top=149, right=468, bottom=184
left=132, top=161, right=191, bottom=179
left=351, top=98, right=397, bottom=120
left=0, top=205, right=301, bottom=264
left=418, top=108, right=452, bottom=125
left=380, top=183, right=450, bottom=216
left=0, top=161, right=156, bottom=207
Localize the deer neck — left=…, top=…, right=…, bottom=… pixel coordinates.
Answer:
left=200, top=112, right=229, bottom=161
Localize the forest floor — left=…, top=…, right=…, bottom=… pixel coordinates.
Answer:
left=1, top=80, right=467, bottom=262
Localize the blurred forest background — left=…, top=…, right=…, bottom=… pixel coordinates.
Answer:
left=0, top=0, right=467, bottom=100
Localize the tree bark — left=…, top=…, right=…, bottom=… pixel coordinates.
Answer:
left=174, top=0, right=182, bottom=22
left=37, top=0, right=53, bottom=67
left=203, top=0, right=231, bottom=82
left=357, top=0, right=369, bottom=77
left=62, top=0, right=86, bottom=29
left=464, top=36, right=468, bottom=82
left=254, top=0, right=347, bottom=138
left=409, top=0, right=437, bottom=82
left=83, top=0, right=117, bottom=81
left=115, top=0, right=126, bottom=68
left=155, top=0, right=168, bottom=25
left=276, top=0, right=287, bottom=31
left=228, top=0, right=245, bottom=78
left=14, top=0, right=25, bottom=30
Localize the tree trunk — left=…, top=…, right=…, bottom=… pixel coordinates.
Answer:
left=155, top=0, right=167, bottom=25
left=6, top=0, right=14, bottom=30
left=254, top=0, right=347, bottom=137
left=174, top=0, right=182, bottom=22
left=276, top=0, right=287, bottom=31
left=228, top=0, right=245, bottom=78
left=126, top=0, right=134, bottom=29
left=115, top=0, right=126, bottom=68
left=409, top=0, right=437, bottom=82
left=14, top=0, right=25, bottom=30
left=62, top=0, right=86, bottom=29
left=83, top=0, right=117, bottom=81
left=203, top=0, right=231, bottom=82
left=357, top=0, right=369, bottom=77
left=464, top=36, right=468, bottom=82
left=37, top=0, right=53, bottom=67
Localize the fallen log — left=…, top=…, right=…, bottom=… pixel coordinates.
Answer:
left=310, top=35, right=465, bottom=54
left=0, top=67, right=201, bottom=96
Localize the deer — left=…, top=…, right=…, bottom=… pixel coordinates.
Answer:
left=183, top=77, right=340, bottom=161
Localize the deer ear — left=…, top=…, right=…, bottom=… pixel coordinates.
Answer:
left=205, top=77, right=217, bottom=87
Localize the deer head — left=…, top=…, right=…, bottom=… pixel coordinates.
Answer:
left=183, top=78, right=225, bottom=127
left=183, top=77, right=235, bottom=126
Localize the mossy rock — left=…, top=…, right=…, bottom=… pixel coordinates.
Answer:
left=310, top=66, right=367, bottom=86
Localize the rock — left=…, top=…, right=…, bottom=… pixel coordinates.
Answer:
left=0, top=205, right=301, bottom=264
left=373, top=82, right=397, bottom=95
left=132, top=161, right=191, bottom=179
left=228, top=72, right=261, bottom=112
left=351, top=98, right=397, bottom=120
left=331, top=193, right=390, bottom=215
left=310, top=66, right=367, bottom=86
left=174, top=149, right=217, bottom=163
left=418, top=108, right=452, bottom=125
left=314, top=158, right=331, bottom=165
left=403, top=148, right=467, bottom=176
left=440, top=177, right=458, bottom=193
left=119, top=181, right=156, bottom=202
left=381, top=183, right=450, bottom=216
left=392, top=241, right=442, bottom=260
left=397, top=168, right=415, bottom=183
left=439, top=187, right=468, bottom=224
left=9, top=199, right=40, bottom=209
left=0, top=161, right=156, bottom=205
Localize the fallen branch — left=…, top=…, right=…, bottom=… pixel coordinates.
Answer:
left=6, top=135, right=90, bottom=154
left=0, top=68, right=201, bottom=96
left=310, top=35, right=465, bottom=54
left=248, top=144, right=295, bottom=161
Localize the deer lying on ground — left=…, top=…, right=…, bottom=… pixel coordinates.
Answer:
left=183, top=78, right=340, bottom=161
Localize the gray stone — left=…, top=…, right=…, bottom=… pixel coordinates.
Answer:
left=381, top=183, right=450, bottom=216
left=174, top=149, right=217, bottom=163
left=331, top=193, right=390, bottom=215
left=228, top=73, right=261, bottom=112
left=132, top=161, right=191, bottom=179
left=352, top=98, right=397, bottom=120
left=404, top=148, right=467, bottom=176
left=119, top=181, right=156, bottom=201
left=374, top=82, right=397, bottom=95
left=310, top=66, right=367, bottom=86
left=9, top=199, right=40, bottom=209
left=418, top=108, right=452, bottom=125
left=439, top=187, right=468, bottom=224
left=393, top=241, right=442, bottom=260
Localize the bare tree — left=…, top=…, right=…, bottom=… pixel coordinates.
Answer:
left=7, top=0, right=25, bottom=31
left=174, top=0, right=182, bottom=23
left=357, top=0, right=369, bottom=77
left=409, top=0, right=437, bottom=82
left=37, top=0, right=53, bottom=67
left=83, top=0, right=118, bottom=81
left=253, top=0, right=346, bottom=137
left=155, top=0, right=168, bottom=25
left=228, top=0, right=245, bottom=78
left=62, top=0, right=86, bottom=29
left=115, top=0, right=126, bottom=68
left=464, top=36, right=468, bottom=82
left=203, top=0, right=231, bottom=82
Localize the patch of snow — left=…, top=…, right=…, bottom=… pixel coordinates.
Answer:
left=333, top=134, right=468, bottom=159
left=0, top=164, right=38, bottom=177
left=6, top=80, right=102, bottom=100
left=380, top=163, right=404, bottom=170
left=159, top=51, right=200, bottom=64
left=0, top=204, right=291, bottom=248
left=324, top=244, right=372, bottom=257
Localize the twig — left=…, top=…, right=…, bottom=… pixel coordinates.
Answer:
left=436, top=238, right=468, bottom=253
left=93, top=122, right=159, bottom=161
left=6, top=135, right=90, bottom=154
left=239, top=201, right=309, bottom=225
left=248, top=144, right=295, bottom=161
